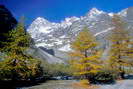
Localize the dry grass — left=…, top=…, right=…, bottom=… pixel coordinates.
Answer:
left=80, top=80, right=90, bottom=85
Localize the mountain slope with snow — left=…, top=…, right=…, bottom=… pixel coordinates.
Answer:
left=27, top=7, right=133, bottom=62
left=28, top=8, right=112, bottom=49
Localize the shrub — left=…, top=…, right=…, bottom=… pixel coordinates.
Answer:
left=41, top=61, right=73, bottom=78
left=90, top=69, right=118, bottom=84
left=0, top=57, right=43, bottom=81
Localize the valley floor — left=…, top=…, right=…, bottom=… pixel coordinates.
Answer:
left=99, top=80, right=133, bottom=89
left=22, top=80, right=97, bottom=89
left=21, top=80, right=133, bottom=89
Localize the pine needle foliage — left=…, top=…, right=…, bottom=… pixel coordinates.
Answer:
left=108, top=15, right=132, bottom=78
left=0, top=18, right=43, bottom=81
left=69, top=27, right=102, bottom=80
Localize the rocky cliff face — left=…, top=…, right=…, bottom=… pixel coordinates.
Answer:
left=28, top=7, right=133, bottom=61
left=28, top=8, right=111, bottom=50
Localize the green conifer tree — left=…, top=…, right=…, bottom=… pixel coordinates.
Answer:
left=0, top=18, right=43, bottom=81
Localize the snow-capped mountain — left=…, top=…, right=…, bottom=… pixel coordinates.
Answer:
left=86, top=8, right=105, bottom=19
left=28, top=8, right=110, bottom=49
left=28, top=7, right=133, bottom=61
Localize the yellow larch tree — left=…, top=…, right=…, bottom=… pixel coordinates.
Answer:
left=69, top=27, right=102, bottom=81
left=108, top=15, right=131, bottom=78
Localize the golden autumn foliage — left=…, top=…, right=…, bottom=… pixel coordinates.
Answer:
left=69, top=27, right=102, bottom=79
left=108, top=15, right=133, bottom=78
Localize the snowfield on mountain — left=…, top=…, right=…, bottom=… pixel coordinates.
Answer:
left=28, top=7, right=133, bottom=62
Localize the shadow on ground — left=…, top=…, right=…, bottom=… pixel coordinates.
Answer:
left=0, top=78, right=47, bottom=89
left=91, top=80, right=116, bottom=85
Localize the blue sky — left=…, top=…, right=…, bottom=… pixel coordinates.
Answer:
left=1, top=0, right=133, bottom=25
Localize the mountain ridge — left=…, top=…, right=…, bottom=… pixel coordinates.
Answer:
left=27, top=7, right=133, bottom=62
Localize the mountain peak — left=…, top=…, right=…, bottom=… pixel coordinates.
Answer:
left=28, top=7, right=133, bottom=51
left=90, top=8, right=104, bottom=15
left=118, top=8, right=128, bottom=17
left=108, top=13, right=114, bottom=17
left=64, top=16, right=80, bottom=22
left=86, top=8, right=104, bottom=18
left=35, top=17, right=49, bottom=22
left=36, top=17, right=43, bottom=20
